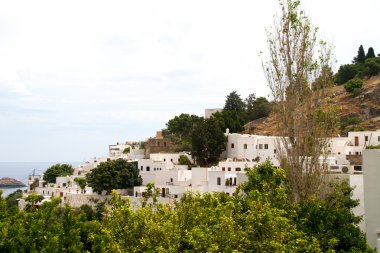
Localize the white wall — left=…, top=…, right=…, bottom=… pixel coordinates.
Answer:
left=363, top=149, right=380, bottom=251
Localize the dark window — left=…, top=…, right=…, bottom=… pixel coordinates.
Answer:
left=217, top=177, right=221, bottom=185
left=231, top=143, right=235, bottom=148
left=259, top=144, right=263, bottom=149
left=338, top=152, right=341, bottom=155
left=244, top=144, right=247, bottom=149
left=158, top=142, right=160, bottom=146
left=228, top=167, right=231, bottom=171
left=146, top=166, right=150, bottom=171
left=170, top=178, right=173, bottom=182
left=164, top=159, right=166, bottom=162
left=141, top=166, right=143, bottom=171
left=264, top=144, right=269, bottom=149
left=170, top=158, right=173, bottom=162
left=365, top=136, right=368, bottom=142
left=222, top=167, right=225, bottom=171
left=236, top=167, right=241, bottom=171
left=274, top=149, right=276, bottom=153
left=164, top=142, right=167, bottom=147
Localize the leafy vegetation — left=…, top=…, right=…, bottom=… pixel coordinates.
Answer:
left=122, top=147, right=130, bottom=154
left=344, top=76, right=363, bottom=93
left=0, top=161, right=373, bottom=252
left=191, top=117, right=226, bottom=166
left=366, top=145, right=380, bottom=149
left=86, top=159, right=142, bottom=194
left=43, top=163, right=74, bottom=183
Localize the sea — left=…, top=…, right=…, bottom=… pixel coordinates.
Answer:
left=0, top=162, right=81, bottom=197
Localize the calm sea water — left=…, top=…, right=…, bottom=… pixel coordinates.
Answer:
left=0, top=162, right=80, bottom=197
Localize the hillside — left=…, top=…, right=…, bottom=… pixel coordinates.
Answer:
left=244, top=75, right=380, bottom=136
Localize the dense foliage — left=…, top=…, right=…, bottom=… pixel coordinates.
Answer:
left=163, top=113, right=203, bottom=151
left=344, top=76, right=363, bottom=93
left=86, top=159, right=142, bottom=194
left=43, top=163, right=74, bottom=183
left=191, top=117, right=226, bottom=166
left=335, top=45, right=379, bottom=87
left=0, top=161, right=373, bottom=252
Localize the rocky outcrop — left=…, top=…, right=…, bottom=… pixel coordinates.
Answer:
left=0, top=177, right=26, bottom=188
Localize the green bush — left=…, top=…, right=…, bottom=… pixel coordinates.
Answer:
left=344, top=77, right=363, bottom=93
left=364, top=57, right=380, bottom=77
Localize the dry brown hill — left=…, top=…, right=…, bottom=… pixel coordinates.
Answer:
left=244, top=75, right=380, bottom=136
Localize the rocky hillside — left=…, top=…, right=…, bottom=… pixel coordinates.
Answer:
left=244, top=75, right=380, bottom=136
left=0, top=177, right=26, bottom=188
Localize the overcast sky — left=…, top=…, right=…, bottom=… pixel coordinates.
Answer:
left=0, top=0, right=379, bottom=162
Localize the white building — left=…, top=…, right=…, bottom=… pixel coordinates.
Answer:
left=363, top=149, right=380, bottom=251
left=226, top=133, right=281, bottom=166
left=205, top=108, right=223, bottom=119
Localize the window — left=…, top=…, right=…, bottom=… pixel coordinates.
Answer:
left=378, top=136, right=380, bottom=142
left=158, top=142, right=160, bottom=146
left=164, top=142, right=167, bottom=147
left=355, top=152, right=359, bottom=155
left=170, top=158, right=173, bottom=162
left=231, top=143, right=235, bottom=148
left=274, top=149, right=277, bottom=154
left=365, top=136, right=368, bottom=142
left=141, top=166, right=143, bottom=171
left=228, top=167, right=231, bottom=171
left=264, top=144, right=269, bottom=149
left=244, top=144, right=247, bottom=149
left=217, top=177, right=221, bottom=186
left=259, top=144, right=263, bottom=149
left=164, top=159, right=166, bottom=162
left=146, top=166, right=150, bottom=172
left=222, top=167, right=225, bottom=171
left=236, top=167, right=241, bottom=171
left=170, top=178, right=173, bottom=182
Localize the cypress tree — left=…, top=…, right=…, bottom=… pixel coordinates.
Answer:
left=366, top=47, right=376, bottom=59
left=355, top=45, right=366, bottom=64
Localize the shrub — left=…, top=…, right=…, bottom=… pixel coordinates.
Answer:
left=364, top=57, right=380, bottom=77
left=344, top=77, right=363, bottom=93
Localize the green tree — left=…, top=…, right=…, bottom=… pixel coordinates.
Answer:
left=354, top=45, right=366, bottom=64
left=86, top=159, right=142, bottom=194
left=246, top=95, right=272, bottom=121
left=366, top=47, right=376, bottom=59
left=43, top=164, right=74, bottom=183
left=335, top=64, right=361, bottom=84
left=163, top=113, right=203, bottom=151
left=224, top=91, right=245, bottom=112
left=191, top=118, right=226, bottom=166
left=178, top=155, right=192, bottom=165
left=296, top=179, right=374, bottom=252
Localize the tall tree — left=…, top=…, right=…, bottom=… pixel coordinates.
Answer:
left=224, top=91, right=245, bottom=112
left=262, top=0, right=337, bottom=201
left=366, top=47, right=376, bottom=59
left=354, top=45, right=366, bottom=64
left=191, top=118, right=226, bottom=166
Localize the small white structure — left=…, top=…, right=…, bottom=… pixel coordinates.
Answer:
left=205, top=108, right=223, bottom=119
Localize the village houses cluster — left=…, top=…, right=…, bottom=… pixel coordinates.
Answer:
left=21, top=109, right=380, bottom=249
